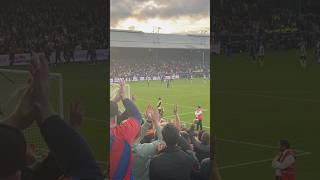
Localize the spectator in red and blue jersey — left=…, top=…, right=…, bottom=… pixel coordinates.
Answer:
left=110, top=81, right=143, bottom=180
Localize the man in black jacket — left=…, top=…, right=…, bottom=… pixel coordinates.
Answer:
left=190, top=129, right=210, bottom=163
left=149, top=123, right=194, bottom=180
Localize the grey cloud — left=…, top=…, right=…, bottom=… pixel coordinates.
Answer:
left=111, top=0, right=209, bottom=26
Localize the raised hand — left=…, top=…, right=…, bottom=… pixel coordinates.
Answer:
left=118, top=80, right=126, bottom=100
left=145, top=105, right=160, bottom=126
left=173, top=104, right=181, bottom=130
left=112, top=80, right=125, bottom=103
left=25, top=144, right=37, bottom=166
left=6, top=77, right=38, bottom=130
left=145, top=104, right=152, bottom=122
left=30, top=54, right=51, bottom=124
left=173, top=104, right=178, bottom=115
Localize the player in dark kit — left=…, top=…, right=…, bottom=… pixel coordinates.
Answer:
left=257, top=42, right=265, bottom=67
left=315, top=40, right=320, bottom=63
left=249, top=40, right=257, bottom=62
left=157, top=98, right=164, bottom=117
left=0, top=104, right=3, bottom=118
left=44, top=42, right=52, bottom=64
left=299, top=39, right=307, bottom=68
left=63, top=42, right=71, bottom=64
left=87, top=38, right=97, bottom=64
left=9, top=46, right=15, bottom=66
left=161, top=75, right=164, bottom=84
left=70, top=39, right=76, bottom=63
left=166, top=79, right=170, bottom=88
left=55, top=40, right=62, bottom=65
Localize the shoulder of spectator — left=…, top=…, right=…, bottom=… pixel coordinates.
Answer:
left=133, top=140, right=161, bottom=155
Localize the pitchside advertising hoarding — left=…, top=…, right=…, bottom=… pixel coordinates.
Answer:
left=110, top=75, right=180, bottom=83
left=0, top=49, right=108, bottom=66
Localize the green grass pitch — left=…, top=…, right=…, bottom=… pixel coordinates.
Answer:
left=214, top=49, right=319, bottom=180
left=127, top=78, right=211, bottom=129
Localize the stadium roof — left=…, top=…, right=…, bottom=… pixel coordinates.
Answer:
left=110, top=29, right=209, bottom=50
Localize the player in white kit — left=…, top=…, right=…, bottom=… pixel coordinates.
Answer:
left=299, top=40, right=307, bottom=68
left=257, top=42, right=265, bottom=67
left=315, top=40, right=320, bottom=64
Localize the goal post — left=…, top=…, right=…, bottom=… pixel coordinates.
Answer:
left=0, top=68, right=64, bottom=157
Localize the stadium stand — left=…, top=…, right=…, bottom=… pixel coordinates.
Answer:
left=213, top=0, right=320, bottom=53
left=110, top=30, right=210, bottom=81
left=0, top=0, right=107, bottom=65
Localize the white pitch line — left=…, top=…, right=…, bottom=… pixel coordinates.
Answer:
left=219, top=151, right=312, bottom=170
left=215, top=89, right=313, bottom=94
left=217, top=91, right=320, bottom=104
left=216, top=137, right=307, bottom=153
left=163, top=110, right=208, bottom=119
left=163, top=112, right=195, bottom=119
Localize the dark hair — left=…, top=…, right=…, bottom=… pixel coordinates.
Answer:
left=180, top=131, right=191, bottom=143
left=279, top=139, right=290, bottom=149
left=200, top=158, right=211, bottom=179
left=110, top=101, right=118, bottom=120
left=198, top=106, right=201, bottom=108
left=198, top=130, right=205, bottom=141
left=162, top=123, right=179, bottom=146
left=201, top=132, right=210, bottom=145
left=0, top=124, right=26, bottom=177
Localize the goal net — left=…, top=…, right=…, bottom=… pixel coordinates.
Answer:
left=0, top=69, right=63, bottom=158
left=110, top=83, right=130, bottom=112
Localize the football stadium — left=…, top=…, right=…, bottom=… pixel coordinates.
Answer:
left=110, top=29, right=210, bottom=127
left=110, top=29, right=211, bottom=180
left=213, top=0, right=319, bottom=179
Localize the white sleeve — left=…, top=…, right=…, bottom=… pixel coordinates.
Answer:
left=272, top=155, right=295, bottom=169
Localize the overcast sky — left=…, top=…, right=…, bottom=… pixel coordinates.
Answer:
left=110, top=0, right=210, bottom=34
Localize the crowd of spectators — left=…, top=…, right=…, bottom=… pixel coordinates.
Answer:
left=110, top=82, right=220, bottom=180
left=213, top=0, right=320, bottom=52
left=213, top=0, right=320, bottom=35
left=110, top=58, right=210, bottom=79
left=0, top=0, right=107, bottom=55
